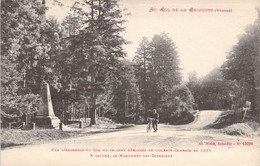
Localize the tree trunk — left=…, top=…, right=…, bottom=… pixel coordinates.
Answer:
left=90, top=106, right=96, bottom=125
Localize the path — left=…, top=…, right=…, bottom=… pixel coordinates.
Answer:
left=1, top=110, right=260, bottom=166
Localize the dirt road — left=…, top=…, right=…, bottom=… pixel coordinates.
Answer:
left=1, top=111, right=260, bottom=166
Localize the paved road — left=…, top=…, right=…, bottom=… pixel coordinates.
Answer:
left=2, top=111, right=260, bottom=166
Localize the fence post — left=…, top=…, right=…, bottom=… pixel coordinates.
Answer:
left=79, top=121, right=83, bottom=129
left=32, top=123, right=36, bottom=130
left=59, top=122, right=63, bottom=130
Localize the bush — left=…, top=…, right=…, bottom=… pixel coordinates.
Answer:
left=246, top=121, right=260, bottom=131
left=222, top=123, right=254, bottom=137
left=169, top=110, right=195, bottom=125
left=173, top=84, right=195, bottom=111
left=158, top=84, right=195, bottom=123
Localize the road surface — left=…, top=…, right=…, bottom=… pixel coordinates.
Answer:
left=1, top=111, right=260, bottom=166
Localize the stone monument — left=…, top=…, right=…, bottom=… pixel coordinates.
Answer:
left=32, top=82, right=60, bottom=128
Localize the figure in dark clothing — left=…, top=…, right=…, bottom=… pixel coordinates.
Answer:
left=152, top=109, right=159, bottom=132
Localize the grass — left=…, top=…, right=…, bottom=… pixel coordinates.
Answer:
left=1, top=118, right=134, bottom=149
left=204, top=110, right=260, bottom=137
left=222, top=123, right=254, bottom=137
left=1, top=128, right=73, bottom=149
left=206, top=110, right=243, bottom=129
left=222, top=121, right=260, bottom=137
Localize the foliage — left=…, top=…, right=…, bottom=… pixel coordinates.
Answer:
left=1, top=0, right=131, bottom=124
left=133, top=33, right=182, bottom=123
left=2, top=0, right=194, bottom=125
left=148, top=33, right=182, bottom=108
left=170, top=110, right=195, bottom=125
left=1, top=0, right=47, bottom=116
left=95, top=60, right=143, bottom=123
left=159, top=84, right=194, bottom=122
left=111, top=60, right=143, bottom=123
left=173, top=84, right=194, bottom=111
left=133, top=37, right=151, bottom=111
left=221, top=11, right=260, bottom=114
left=133, top=33, right=182, bottom=110
left=52, top=0, right=130, bottom=124
left=186, top=67, right=241, bottom=110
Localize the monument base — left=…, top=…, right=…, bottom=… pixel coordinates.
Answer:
left=32, top=116, right=60, bottom=128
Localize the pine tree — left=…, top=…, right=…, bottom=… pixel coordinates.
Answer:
left=1, top=0, right=48, bottom=117
left=148, top=33, right=182, bottom=108
left=112, top=60, right=143, bottom=122
left=133, top=33, right=181, bottom=111
left=57, top=0, right=129, bottom=124
left=133, top=37, right=151, bottom=111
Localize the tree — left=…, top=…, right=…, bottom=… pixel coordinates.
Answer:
left=56, top=0, right=129, bottom=124
left=254, top=9, right=260, bottom=120
left=1, top=0, right=49, bottom=117
left=186, top=71, right=199, bottom=109
left=112, top=60, right=143, bottom=123
left=202, top=67, right=240, bottom=110
left=14, top=0, right=51, bottom=95
left=174, top=84, right=195, bottom=111
left=51, top=12, right=89, bottom=121
left=221, top=9, right=260, bottom=117
left=133, top=37, right=151, bottom=111
left=147, top=33, right=182, bottom=108
left=133, top=33, right=182, bottom=122
left=187, top=67, right=241, bottom=111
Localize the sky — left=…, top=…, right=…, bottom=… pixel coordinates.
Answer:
left=47, top=0, right=260, bottom=80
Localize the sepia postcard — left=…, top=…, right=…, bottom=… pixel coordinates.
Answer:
left=1, top=0, right=260, bottom=166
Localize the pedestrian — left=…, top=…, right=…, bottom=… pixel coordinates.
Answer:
left=152, top=109, right=159, bottom=132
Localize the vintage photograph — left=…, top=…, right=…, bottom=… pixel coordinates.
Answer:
left=1, top=0, right=260, bottom=166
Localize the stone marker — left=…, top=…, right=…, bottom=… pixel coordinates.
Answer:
left=32, top=82, right=60, bottom=128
